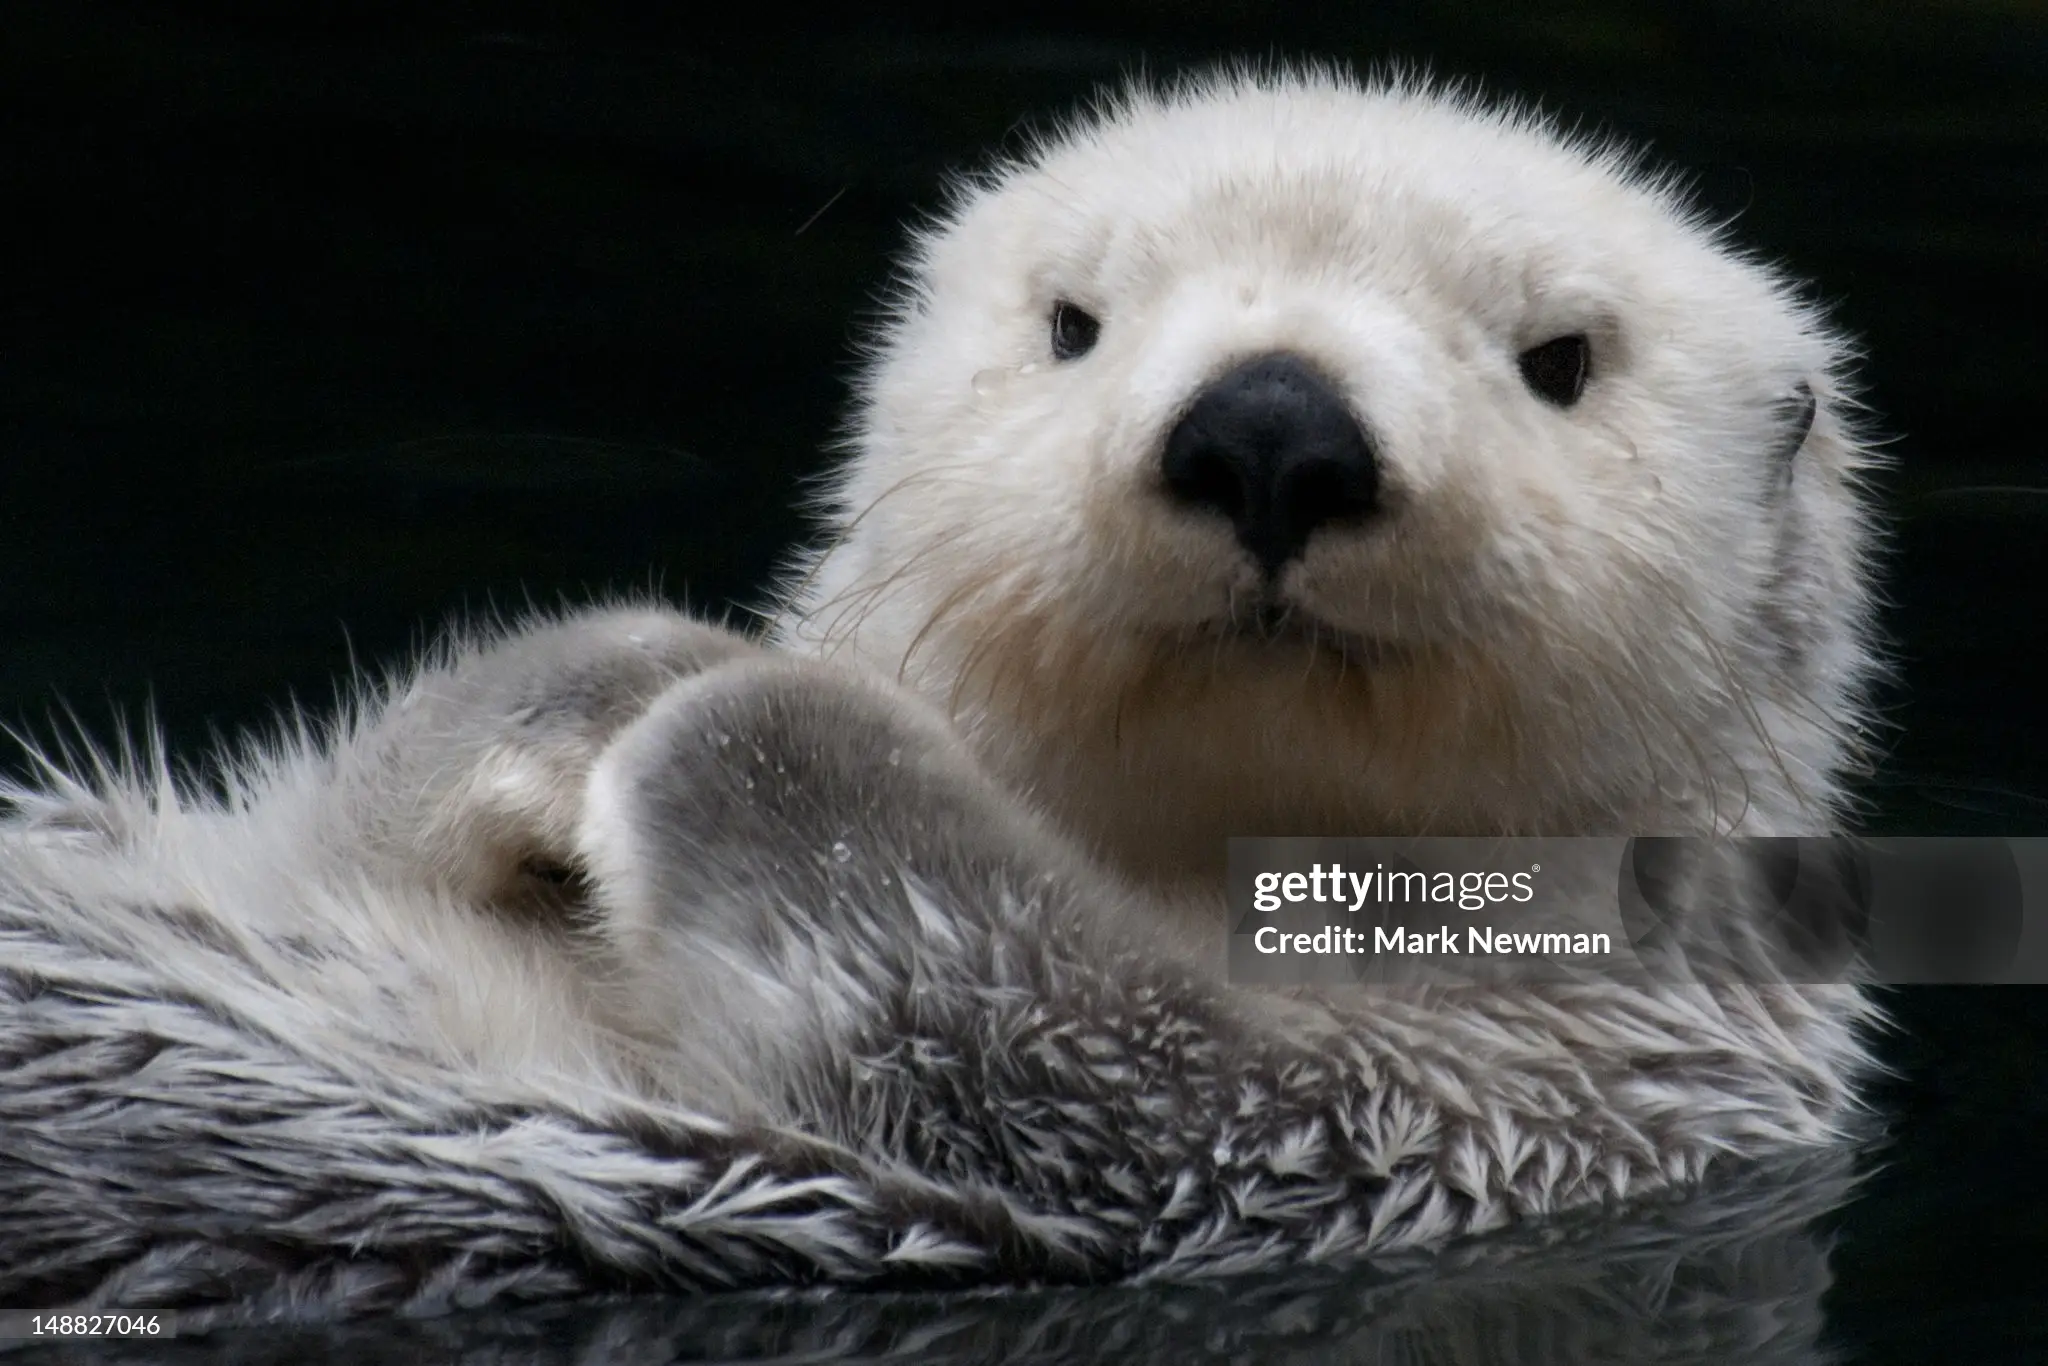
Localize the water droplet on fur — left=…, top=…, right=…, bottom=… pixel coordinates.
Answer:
left=886, top=747, right=902, bottom=766
left=1016, top=362, right=1041, bottom=377
left=971, top=369, right=1003, bottom=397
left=831, top=841, right=853, bottom=863
left=714, top=732, right=731, bottom=748
left=626, top=633, right=646, bottom=645
left=742, top=776, right=756, bottom=790
left=751, top=746, right=768, bottom=763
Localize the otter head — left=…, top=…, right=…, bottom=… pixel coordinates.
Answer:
left=776, top=69, right=1880, bottom=888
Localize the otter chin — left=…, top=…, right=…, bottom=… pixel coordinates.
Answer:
left=1197, top=616, right=1416, bottom=683
left=774, top=67, right=1879, bottom=891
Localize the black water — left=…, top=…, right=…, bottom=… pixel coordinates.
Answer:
left=3, top=3, right=2044, bottom=1361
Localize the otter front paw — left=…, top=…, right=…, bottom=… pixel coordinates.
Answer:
left=338, top=606, right=763, bottom=909
left=577, top=655, right=1061, bottom=968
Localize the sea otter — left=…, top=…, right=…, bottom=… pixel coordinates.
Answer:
left=0, top=68, right=1882, bottom=1325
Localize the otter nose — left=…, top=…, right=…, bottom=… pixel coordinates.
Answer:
left=1160, top=353, right=1378, bottom=575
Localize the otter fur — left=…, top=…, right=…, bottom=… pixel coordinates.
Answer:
left=0, top=67, right=1882, bottom=1328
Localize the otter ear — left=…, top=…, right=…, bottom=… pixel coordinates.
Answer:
left=1772, top=381, right=1819, bottom=480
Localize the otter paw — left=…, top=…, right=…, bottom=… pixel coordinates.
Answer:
left=345, top=606, right=763, bottom=908
left=578, top=655, right=1040, bottom=953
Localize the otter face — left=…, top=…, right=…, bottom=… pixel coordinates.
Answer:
left=779, top=71, right=1878, bottom=883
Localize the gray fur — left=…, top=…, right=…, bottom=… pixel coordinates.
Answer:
left=0, top=1149, right=1860, bottom=1360
left=1, top=605, right=1874, bottom=1326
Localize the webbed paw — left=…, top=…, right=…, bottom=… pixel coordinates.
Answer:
left=343, top=606, right=761, bottom=910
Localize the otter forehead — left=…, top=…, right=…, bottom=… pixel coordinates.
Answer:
left=920, top=80, right=1774, bottom=353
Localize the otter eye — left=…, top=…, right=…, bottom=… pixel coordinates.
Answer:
left=1050, top=301, right=1101, bottom=361
left=1518, top=334, right=1590, bottom=407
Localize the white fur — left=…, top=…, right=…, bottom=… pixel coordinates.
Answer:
left=776, top=67, right=1879, bottom=887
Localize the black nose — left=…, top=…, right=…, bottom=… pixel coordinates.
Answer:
left=1160, top=353, right=1379, bottom=575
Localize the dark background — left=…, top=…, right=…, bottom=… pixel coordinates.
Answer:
left=2, top=2, right=2043, bottom=1360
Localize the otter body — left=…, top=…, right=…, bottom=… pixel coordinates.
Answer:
left=0, top=70, right=1881, bottom=1324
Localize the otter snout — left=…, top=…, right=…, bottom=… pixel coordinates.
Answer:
left=1160, top=352, right=1379, bottom=575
